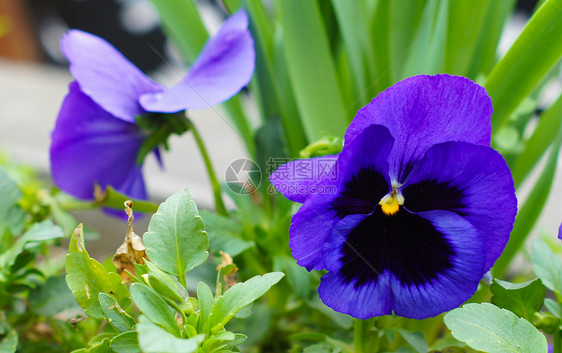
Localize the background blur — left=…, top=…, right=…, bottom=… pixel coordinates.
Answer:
left=0, top=0, right=559, bottom=258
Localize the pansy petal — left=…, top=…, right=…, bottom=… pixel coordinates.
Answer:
left=61, top=30, right=163, bottom=122
left=391, top=211, right=485, bottom=318
left=403, top=141, right=516, bottom=270
left=139, top=10, right=255, bottom=112
left=288, top=125, right=394, bottom=270
left=270, top=155, right=337, bottom=203
left=50, top=82, right=147, bottom=200
left=320, top=209, right=485, bottom=319
left=347, top=74, right=492, bottom=182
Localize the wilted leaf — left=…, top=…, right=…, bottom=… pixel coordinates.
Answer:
left=113, top=201, right=147, bottom=282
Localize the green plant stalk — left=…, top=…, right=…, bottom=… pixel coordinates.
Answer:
left=183, top=118, right=228, bottom=216
left=486, top=0, right=562, bottom=133
left=354, top=319, right=376, bottom=353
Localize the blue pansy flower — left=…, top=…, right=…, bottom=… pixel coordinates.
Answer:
left=50, top=10, right=254, bottom=201
left=271, top=74, right=517, bottom=319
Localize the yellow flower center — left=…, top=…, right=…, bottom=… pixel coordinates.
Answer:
left=379, top=188, right=404, bottom=216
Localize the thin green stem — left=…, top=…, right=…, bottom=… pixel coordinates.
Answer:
left=184, top=118, right=228, bottom=216
left=353, top=319, right=369, bottom=353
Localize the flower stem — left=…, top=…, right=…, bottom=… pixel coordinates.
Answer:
left=184, top=118, right=228, bottom=216
left=353, top=318, right=376, bottom=353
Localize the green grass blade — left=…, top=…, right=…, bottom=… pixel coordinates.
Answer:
left=389, top=0, right=425, bottom=83
left=493, top=136, right=561, bottom=278
left=331, top=0, right=371, bottom=101
left=370, top=0, right=393, bottom=94
left=444, top=0, right=491, bottom=76
left=148, top=0, right=208, bottom=63
left=512, top=95, right=562, bottom=187
left=277, top=0, right=348, bottom=141
left=466, top=0, right=515, bottom=78
left=400, top=0, right=448, bottom=78
left=486, top=0, right=562, bottom=133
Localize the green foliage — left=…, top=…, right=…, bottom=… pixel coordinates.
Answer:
left=65, top=224, right=131, bottom=319
left=444, top=303, right=548, bottom=353
left=143, top=189, right=208, bottom=281
left=491, top=278, right=546, bottom=321
left=531, top=239, right=562, bottom=298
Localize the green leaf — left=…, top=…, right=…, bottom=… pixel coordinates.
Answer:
left=148, top=0, right=207, bottom=63
left=0, top=328, right=18, bottom=353
left=491, top=278, right=546, bottom=321
left=401, top=0, right=449, bottom=78
left=199, top=210, right=253, bottom=258
left=100, top=186, right=158, bottom=213
left=144, top=189, right=208, bottom=279
left=0, top=220, right=64, bottom=268
left=396, top=329, right=428, bottom=353
left=137, top=316, right=203, bottom=353
left=29, top=275, right=80, bottom=316
left=89, top=338, right=112, bottom=353
left=277, top=0, right=348, bottom=140
left=444, top=0, right=491, bottom=76
left=196, top=281, right=214, bottom=333
left=130, top=283, right=179, bottom=337
left=65, top=224, right=130, bottom=319
left=0, top=166, right=25, bottom=235
left=531, top=239, right=562, bottom=297
left=110, top=331, right=141, bottom=353
left=486, top=0, right=562, bottom=133
left=512, top=94, right=562, bottom=187
left=273, top=255, right=310, bottom=299
left=545, top=298, right=561, bottom=318
left=99, top=293, right=136, bottom=333
left=145, top=260, right=188, bottom=306
left=467, top=0, right=515, bottom=78
left=210, top=272, right=284, bottom=330
left=444, top=302, right=547, bottom=353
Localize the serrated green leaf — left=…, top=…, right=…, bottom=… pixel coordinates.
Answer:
left=210, top=272, right=284, bottom=330
left=486, top=0, right=562, bottom=133
left=137, top=316, right=203, bottom=353
left=491, top=278, right=545, bottom=321
left=110, top=331, right=141, bottom=353
left=444, top=302, right=547, bottom=353
left=65, top=224, right=130, bottom=319
left=130, top=283, right=179, bottom=337
left=145, top=260, right=188, bottom=307
left=531, top=239, right=562, bottom=297
left=99, top=293, right=136, bottom=333
left=277, top=0, right=348, bottom=140
left=144, top=189, right=208, bottom=280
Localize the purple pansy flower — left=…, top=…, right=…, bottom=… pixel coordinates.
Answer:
left=50, top=10, right=254, bottom=201
left=271, top=74, right=517, bottom=319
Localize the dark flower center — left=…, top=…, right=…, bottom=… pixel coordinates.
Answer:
left=330, top=167, right=467, bottom=287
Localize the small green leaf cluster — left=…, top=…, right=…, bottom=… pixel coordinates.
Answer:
left=442, top=238, right=562, bottom=352
left=65, top=188, right=284, bottom=353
